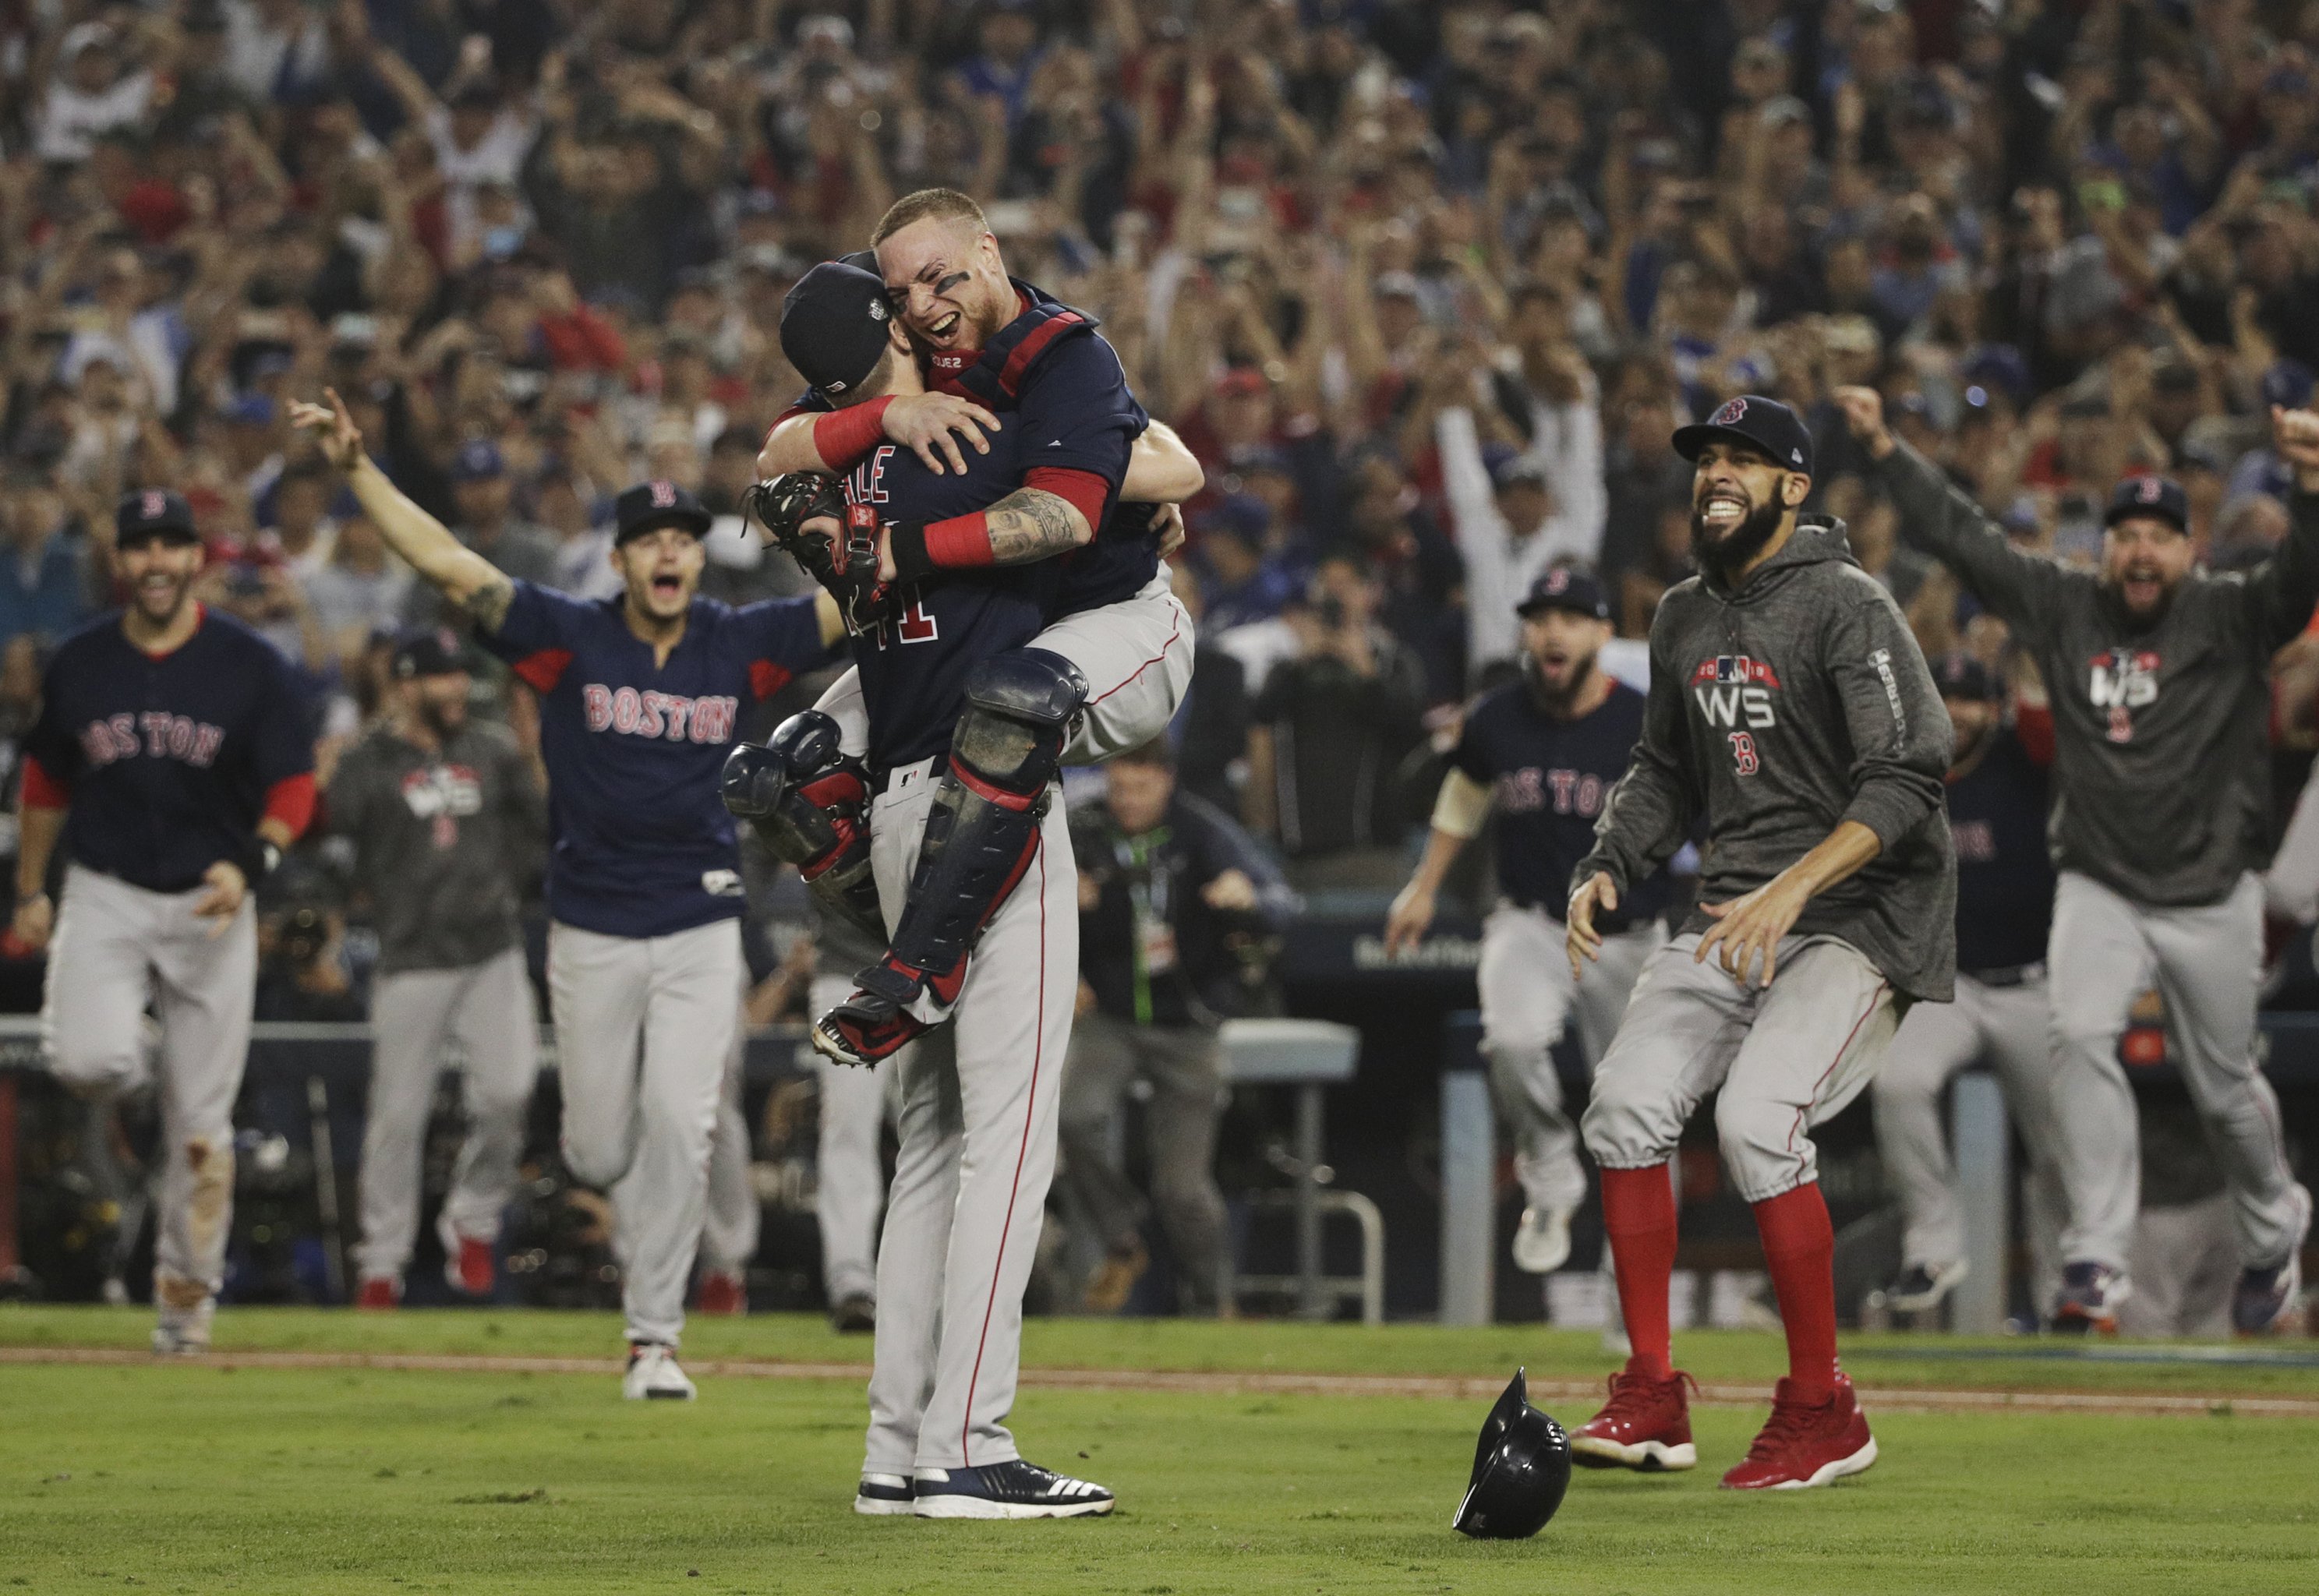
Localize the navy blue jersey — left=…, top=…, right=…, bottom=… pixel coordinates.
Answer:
left=923, top=280, right=1151, bottom=618
left=25, top=608, right=315, bottom=893
left=1946, top=726, right=2054, bottom=974
left=841, top=437, right=1057, bottom=771
left=477, top=583, right=835, bottom=937
left=1449, top=678, right=1671, bottom=928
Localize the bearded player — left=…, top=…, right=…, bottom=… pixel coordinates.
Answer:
left=1566, top=395, right=1953, bottom=1489
left=295, top=391, right=844, bottom=1399
left=1850, top=387, right=2319, bottom=1333
left=15, top=489, right=316, bottom=1354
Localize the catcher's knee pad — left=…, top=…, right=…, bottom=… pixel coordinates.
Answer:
left=719, top=711, right=882, bottom=939
left=876, top=650, right=1089, bottom=1003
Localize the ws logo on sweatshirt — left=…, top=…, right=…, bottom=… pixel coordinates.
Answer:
left=2087, top=648, right=2160, bottom=743
left=1688, top=655, right=1782, bottom=729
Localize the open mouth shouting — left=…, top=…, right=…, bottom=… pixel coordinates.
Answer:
left=1695, top=483, right=1750, bottom=535
left=649, top=571, right=684, bottom=602
left=2119, top=563, right=2165, bottom=612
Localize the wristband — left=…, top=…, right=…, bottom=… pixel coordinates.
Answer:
left=810, top=397, right=895, bottom=470
left=884, top=522, right=937, bottom=585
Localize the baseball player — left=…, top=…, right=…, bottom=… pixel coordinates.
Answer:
left=1848, top=387, right=2319, bottom=1334
left=13, top=489, right=317, bottom=1354
left=1385, top=567, right=1668, bottom=1278
left=1869, top=654, right=2066, bottom=1318
left=329, top=626, right=547, bottom=1307
left=1564, top=395, right=1954, bottom=1489
left=693, top=1028, right=758, bottom=1317
left=293, top=390, right=844, bottom=1399
left=755, top=193, right=1196, bottom=1063
left=810, top=913, right=899, bottom=1333
left=722, top=258, right=1199, bottom=1517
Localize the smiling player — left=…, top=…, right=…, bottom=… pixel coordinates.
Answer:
left=295, top=391, right=844, bottom=1398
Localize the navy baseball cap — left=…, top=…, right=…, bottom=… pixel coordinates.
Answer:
left=1515, top=566, right=1610, bottom=621
left=613, top=478, right=712, bottom=546
left=1671, top=394, right=1814, bottom=478
left=2104, top=474, right=2189, bottom=534
left=451, top=439, right=505, bottom=482
left=1933, top=651, right=1997, bottom=701
left=391, top=626, right=468, bottom=679
left=781, top=260, right=895, bottom=397
left=115, top=488, right=200, bottom=546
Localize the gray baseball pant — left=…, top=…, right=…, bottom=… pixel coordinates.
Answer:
left=862, top=756, right=1078, bottom=1475
left=547, top=916, right=743, bottom=1347
left=696, top=1011, right=760, bottom=1277
left=354, top=946, right=538, bottom=1283
left=1583, top=933, right=1900, bottom=1200
left=2046, top=870, right=2307, bottom=1274
left=1871, top=971, right=2066, bottom=1303
left=812, top=970, right=896, bottom=1305
left=1480, top=906, right=1657, bottom=1216
left=1058, top=1011, right=1229, bottom=1312
left=43, top=863, right=256, bottom=1309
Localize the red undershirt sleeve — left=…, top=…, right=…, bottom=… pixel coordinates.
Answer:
left=263, top=772, right=317, bottom=839
left=19, top=754, right=67, bottom=810
left=1022, top=465, right=1111, bottom=531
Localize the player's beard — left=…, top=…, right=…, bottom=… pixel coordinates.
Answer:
left=1690, top=490, right=1786, bottom=582
left=133, top=567, right=193, bottom=627
left=1522, top=641, right=1600, bottom=716
left=416, top=692, right=466, bottom=741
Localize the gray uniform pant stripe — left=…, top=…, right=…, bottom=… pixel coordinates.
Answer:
left=862, top=760, right=1077, bottom=1474
left=1870, top=973, right=2066, bottom=1301
left=547, top=917, right=743, bottom=1347
left=1479, top=906, right=1658, bottom=1214
left=355, top=947, right=538, bottom=1281
left=2047, top=870, right=2303, bottom=1272
left=44, top=863, right=256, bottom=1303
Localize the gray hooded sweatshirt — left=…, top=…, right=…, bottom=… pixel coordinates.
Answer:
left=1876, top=440, right=2319, bottom=909
left=1576, top=518, right=1957, bottom=1001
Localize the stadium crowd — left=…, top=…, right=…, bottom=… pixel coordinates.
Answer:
left=2, top=0, right=2317, bottom=1326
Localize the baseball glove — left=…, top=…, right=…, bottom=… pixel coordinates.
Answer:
left=744, top=472, right=890, bottom=633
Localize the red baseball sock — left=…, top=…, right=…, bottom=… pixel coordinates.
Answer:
left=1752, top=1182, right=1839, bottom=1399
left=1600, top=1163, right=1678, bottom=1381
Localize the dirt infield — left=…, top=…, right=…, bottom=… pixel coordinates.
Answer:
left=7, top=1343, right=2314, bottom=1420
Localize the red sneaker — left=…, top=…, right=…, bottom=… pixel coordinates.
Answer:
left=355, top=1276, right=400, bottom=1311
left=1569, top=1366, right=1699, bottom=1471
left=447, top=1237, right=495, bottom=1296
left=1720, top=1374, right=1878, bottom=1490
left=697, top=1270, right=748, bottom=1316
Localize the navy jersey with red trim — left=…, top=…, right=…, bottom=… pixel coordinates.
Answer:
left=1448, top=678, right=1671, bottom=928
left=24, top=607, right=315, bottom=893
left=842, top=436, right=1058, bottom=771
left=475, top=582, right=834, bottom=937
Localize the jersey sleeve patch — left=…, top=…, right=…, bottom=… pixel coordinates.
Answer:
left=749, top=659, right=792, bottom=701
left=513, top=648, right=574, bottom=693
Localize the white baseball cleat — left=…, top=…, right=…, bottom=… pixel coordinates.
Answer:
left=622, top=1343, right=697, bottom=1400
left=151, top=1298, right=214, bottom=1358
left=1511, top=1206, right=1575, bottom=1275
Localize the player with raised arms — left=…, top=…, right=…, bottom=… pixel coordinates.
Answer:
left=14, top=489, right=317, bottom=1355
left=292, top=390, right=845, bottom=1400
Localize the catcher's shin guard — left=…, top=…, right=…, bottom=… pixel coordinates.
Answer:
left=820, top=649, right=1086, bottom=1056
left=719, top=710, right=883, bottom=939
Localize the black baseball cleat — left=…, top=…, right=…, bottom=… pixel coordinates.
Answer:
left=2051, top=1261, right=2130, bottom=1335
left=831, top=1292, right=877, bottom=1334
left=854, top=1471, right=915, bottom=1517
left=1886, top=1259, right=1967, bottom=1315
left=912, top=1460, right=1115, bottom=1519
left=2233, top=1185, right=2310, bottom=1334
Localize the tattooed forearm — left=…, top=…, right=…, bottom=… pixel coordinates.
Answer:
left=983, top=488, right=1091, bottom=564
left=462, top=574, right=514, bottom=634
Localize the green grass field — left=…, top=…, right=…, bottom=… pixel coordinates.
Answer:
left=2, top=1308, right=2316, bottom=1596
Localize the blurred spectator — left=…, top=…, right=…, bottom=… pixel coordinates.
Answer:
left=1247, top=555, right=1427, bottom=888
left=1061, top=741, right=1291, bottom=1315
left=0, top=469, right=91, bottom=651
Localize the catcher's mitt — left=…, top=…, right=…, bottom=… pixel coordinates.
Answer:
left=744, top=472, right=889, bottom=633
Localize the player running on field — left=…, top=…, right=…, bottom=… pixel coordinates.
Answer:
left=14, top=489, right=317, bottom=1355
left=1847, top=387, right=2319, bottom=1335
left=1566, top=395, right=1954, bottom=1490
left=755, top=190, right=1196, bottom=1067
left=725, top=259, right=1200, bottom=1520
left=330, top=627, right=548, bottom=1308
left=294, top=390, right=845, bottom=1399
left=1386, top=567, right=1669, bottom=1278
left=1869, top=653, right=2066, bottom=1320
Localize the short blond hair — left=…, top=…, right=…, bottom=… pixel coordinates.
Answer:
left=871, top=189, right=988, bottom=246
